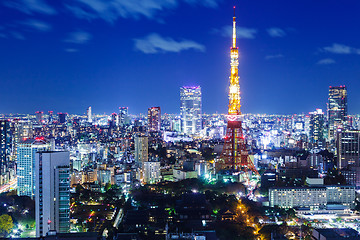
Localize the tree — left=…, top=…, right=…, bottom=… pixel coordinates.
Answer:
left=0, top=214, right=14, bottom=236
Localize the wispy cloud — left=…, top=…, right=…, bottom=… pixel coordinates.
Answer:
left=322, top=43, right=360, bottom=54
left=265, top=54, right=284, bottom=60
left=67, top=0, right=221, bottom=23
left=4, top=0, right=56, bottom=15
left=267, top=28, right=286, bottom=37
left=134, top=33, right=205, bottom=54
left=65, top=48, right=79, bottom=53
left=64, top=31, right=92, bottom=44
left=183, top=0, right=221, bottom=8
left=11, top=31, right=25, bottom=40
left=22, top=19, right=52, bottom=32
left=213, top=26, right=257, bottom=39
left=65, top=5, right=98, bottom=21
left=317, top=58, right=335, bottom=65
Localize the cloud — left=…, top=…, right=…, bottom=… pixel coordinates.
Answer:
left=65, top=5, right=98, bottom=21
left=67, top=0, right=221, bottom=23
left=317, top=58, right=335, bottom=65
left=183, top=0, right=221, bottom=8
left=322, top=43, right=359, bottom=54
left=267, top=28, right=286, bottom=37
left=134, top=33, right=205, bottom=54
left=265, top=54, right=284, bottom=60
left=213, top=26, right=257, bottom=39
left=4, top=0, right=56, bottom=15
left=11, top=32, right=25, bottom=40
left=65, top=48, right=79, bottom=53
left=64, top=31, right=92, bottom=44
left=22, top=19, right=52, bottom=32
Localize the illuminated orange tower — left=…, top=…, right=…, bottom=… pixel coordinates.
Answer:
left=218, top=7, right=259, bottom=177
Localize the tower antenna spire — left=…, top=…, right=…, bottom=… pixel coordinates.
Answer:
left=232, top=6, right=236, bottom=48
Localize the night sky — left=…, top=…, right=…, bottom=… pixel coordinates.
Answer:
left=1, top=0, right=360, bottom=115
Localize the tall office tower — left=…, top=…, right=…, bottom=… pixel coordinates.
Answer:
left=87, top=107, right=92, bottom=123
left=17, top=138, right=50, bottom=198
left=217, top=8, right=259, bottom=177
left=0, top=120, right=10, bottom=184
left=48, top=111, right=53, bottom=124
left=328, top=86, right=347, bottom=138
left=180, top=86, right=202, bottom=135
left=148, top=107, right=161, bottom=132
left=309, top=109, right=325, bottom=148
left=119, top=107, right=129, bottom=126
left=35, top=151, right=70, bottom=237
left=336, top=129, right=360, bottom=169
left=58, top=113, right=67, bottom=124
left=134, top=135, right=148, bottom=164
left=110, top=113, right=118, bottom=128
left=36, top=111, right=43, bottom=124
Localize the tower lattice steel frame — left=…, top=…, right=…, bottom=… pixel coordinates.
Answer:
left=217, top=7, right=259, bottom=177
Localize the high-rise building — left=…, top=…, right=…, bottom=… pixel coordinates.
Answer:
left=119, top=107, right=129, bottom=126
left=35, top=151, right=70, bottom=237
left=180, top=86, right=202, bottom=135
left=148, top=107, right=161, bottom=132
left=17, top=138, right=50, bottom=198
left=110, top=113, right=118, bottom=128
left=328, top=86, right=347, bottom=138
left=134, top=135, right=148, bottom=164
left=336, top=129, right=360, bottom=169
left=0, top=120, right=10, bottom=184
left=87, top=107, right=92, bottom=123
left=309, top=109, right=325, bottom=148
left=36, top=111, right=43, bottom=124
left=143, top=161, right=160, bottom=184
left=58, top=113, right=67, bottom=124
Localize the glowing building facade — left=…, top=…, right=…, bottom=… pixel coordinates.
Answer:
left=336, top=129, right=360, bottom=169
left=180, top=86, right=202, bottom=135
left=148, top=107, right=161, bottom=132
left=309, top=109, right=325, bottom=148
left=328, top=86, right=347, bottom=138
left=119, top=107, right=129, bottom=126
left=35, top=151, right=70, bottom=237
left=0, top=120, right=10, bottom=184
left=17, top=138, right=50, bottom=198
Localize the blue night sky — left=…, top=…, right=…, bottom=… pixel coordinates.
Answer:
left=1, top=0, right=360, bottom=115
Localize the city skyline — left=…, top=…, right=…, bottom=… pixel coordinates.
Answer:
left=1, top=1, right=360, bottom=115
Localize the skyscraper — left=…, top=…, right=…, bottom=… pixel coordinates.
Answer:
left=17, top=138, right=50, bottom=198
left=0, top=120, right=10, bottom=184
left=87, top=107, right=92, bottom=123
left=328, top=86, right=347, bottom=138
left=309, top=109, right=325, bottom=148
left=119, top=107, right=129, bottom=126
left=336, top=129, right=360, bottom=169
left=180, top=86, right=202, bottom=135
left=148, top=107, right=161, bottom=132
left=134, top=135, right=148, bottom=164
left=35, top=151, right=70, bottom=237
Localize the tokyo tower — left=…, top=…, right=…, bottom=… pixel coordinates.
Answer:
left=217, top=7, right=259, bottom=177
